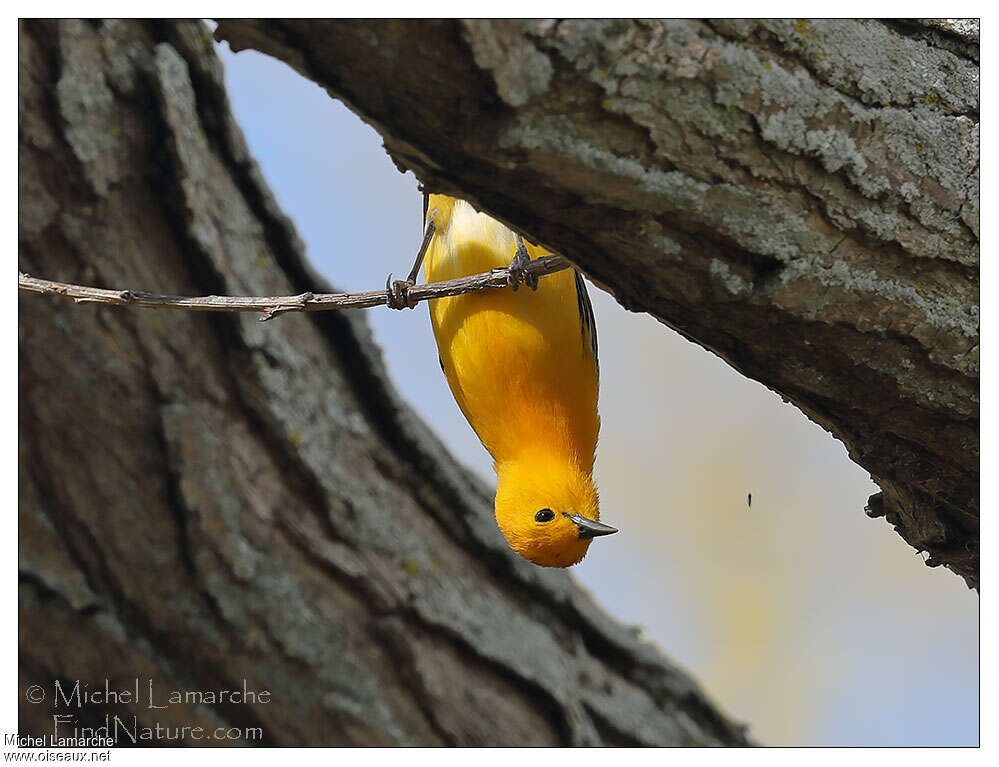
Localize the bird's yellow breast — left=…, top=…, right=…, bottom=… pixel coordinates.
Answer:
left=424, top=196, right=599, bottom=473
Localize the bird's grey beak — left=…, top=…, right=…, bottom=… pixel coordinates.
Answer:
left=565, top=513, right=618, bottom=540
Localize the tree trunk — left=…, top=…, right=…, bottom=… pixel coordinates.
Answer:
left=214, top=19, right=980, bottom=589
left=18, top=20, right=748, bottom=746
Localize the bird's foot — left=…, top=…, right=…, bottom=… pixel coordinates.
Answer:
left=385, top=274, right=419, bottom=310
left=508, top=238, right=539, bottom=291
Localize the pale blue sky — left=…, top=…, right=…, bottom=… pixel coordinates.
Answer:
left=214, top=39, right=979, bottom=746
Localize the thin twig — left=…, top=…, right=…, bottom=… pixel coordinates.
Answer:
left=18, top=256, right=572, bottom=322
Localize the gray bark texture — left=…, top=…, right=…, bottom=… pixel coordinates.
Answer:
left=19, top=20, right=749, bottom=746
left=215, top=18, right=981, bottom=590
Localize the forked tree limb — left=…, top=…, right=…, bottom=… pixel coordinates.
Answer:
left=19, top=19, right=748, bottom=746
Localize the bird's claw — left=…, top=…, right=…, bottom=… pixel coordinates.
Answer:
left=386, top=273, right=418, bottom=310
left=508, top=243, right=539, bottom=292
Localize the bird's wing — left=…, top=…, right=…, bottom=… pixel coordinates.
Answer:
left=574, top=269, right=598, bottom=372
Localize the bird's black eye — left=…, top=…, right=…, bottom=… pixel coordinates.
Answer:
left=535, top=508, right=555, bottom=523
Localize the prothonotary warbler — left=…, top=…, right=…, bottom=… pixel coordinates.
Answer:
left=388, top=193, right=617, bottom=566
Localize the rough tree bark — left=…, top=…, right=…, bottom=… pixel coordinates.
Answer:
left=19, top=20, right=749, bottom=746
left=214, top=19, right=980, bottom=589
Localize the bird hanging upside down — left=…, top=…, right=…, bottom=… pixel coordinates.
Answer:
left=388, top=193, right=617, bottom=566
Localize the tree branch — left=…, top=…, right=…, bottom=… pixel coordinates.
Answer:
left=214, top=19, right=979, bottom=589
left=18, top=255, right=571, bottom=321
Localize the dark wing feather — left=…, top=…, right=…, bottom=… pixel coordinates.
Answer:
left=574, top=270, right=598, bottom=372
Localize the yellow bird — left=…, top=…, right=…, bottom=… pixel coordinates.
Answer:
left=388, top=194, right=617, bottom=567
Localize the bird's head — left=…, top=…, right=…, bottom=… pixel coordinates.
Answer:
left=494, top=456, right=617, bottom=567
